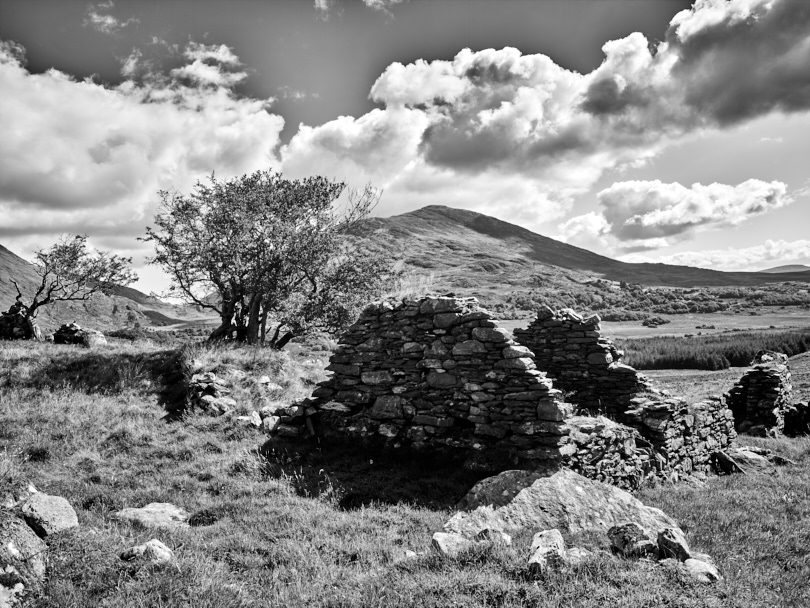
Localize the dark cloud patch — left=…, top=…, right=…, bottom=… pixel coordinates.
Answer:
left=668, top=0, right=810, bottom=125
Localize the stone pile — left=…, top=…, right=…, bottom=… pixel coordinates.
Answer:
left=726, top=351, right=792, bottom=435
left=187, top=372, right=237, bottom=415
left=563, top=416, right=649, bottom=491
left=514, top=306, right=657, bottom=417
left=0, top=302, right=42, bottom=341
left=279, top=296, right=574, bottom=465
left=52, top=322, right=107, bottom=348
left=623, top=396, right=736, bottom=477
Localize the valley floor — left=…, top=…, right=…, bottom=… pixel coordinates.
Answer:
left=1, top=341, right=808, bottom=607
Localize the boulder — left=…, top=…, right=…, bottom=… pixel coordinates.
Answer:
left=20, top=493, right=78, bottom=537
left=114, top=503, right=190, bottom=529
left=431, top=532, right=473, bottom=558
left=445, top=469, right=680, bottom=541
left=52, top=323, right=107, bottom=348
left=120, top=539, right=174, bottom=565
left=0, top=512, right=47, bottom=604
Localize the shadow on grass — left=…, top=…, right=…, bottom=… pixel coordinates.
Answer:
left=18, top=348, right=187, bottom=412
left=260, top=436, right=512, bottom=511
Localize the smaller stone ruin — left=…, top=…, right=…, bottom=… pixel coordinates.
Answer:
left=0, top=301, right=42, bottom=341
left=726, top=351, right=792, bottom=435
left=514, top=306, right=656, bottom=417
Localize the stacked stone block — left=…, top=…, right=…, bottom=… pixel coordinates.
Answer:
left=280, top=296, right=575, bottom=464
left=726, top=351, right=792, bottom=435
left=563, top=416, right=649, bottom=491
left=514, top=306, right=656, bottom=417
left=623, top=396, right=736, bottom=475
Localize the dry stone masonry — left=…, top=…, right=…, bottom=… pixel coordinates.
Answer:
left=623, top=395, right=736, bottom=476
left=727, top=351, right=793, bottom=435
left=274, top=297, right=739, bottom=488
left=283, top=297, right=574, bottom=465
left=514, top=306, right=657, bottom=417
left=0, top=302, right=42, bottom=341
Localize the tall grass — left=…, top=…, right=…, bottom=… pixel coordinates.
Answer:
left=617, top=327, right=810, bottom=370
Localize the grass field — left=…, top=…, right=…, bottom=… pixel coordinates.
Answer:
left=1, top=340, right=809, bottom=607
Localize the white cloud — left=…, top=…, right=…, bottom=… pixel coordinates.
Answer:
left=596, top=179, right=791, bottom=242
left=362, top=0, right=406, bottom=16
left=621, top=239, right=810, bottom=271
left=314, top=0, right=338, bottom=20
left=0, top=39, right=284, bottom=264
left=84, top=1, right=139, bottom=35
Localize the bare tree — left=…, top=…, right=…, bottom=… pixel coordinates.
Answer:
left=143, top=170, right=393, bottom=347
left=3, top=235, right=136, bottom=339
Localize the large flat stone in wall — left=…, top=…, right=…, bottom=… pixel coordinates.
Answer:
left=369, top=396, right=404, bottom=419
left=426, top=371, right=458, bottom=388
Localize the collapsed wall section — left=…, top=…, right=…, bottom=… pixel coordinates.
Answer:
left=624, top=396, right=736, bottom=475
left=279, top=296, right=575, bottom=464
left=514, top=306, right=656, bottom=417
left=726, top=351, right=793, bottom=435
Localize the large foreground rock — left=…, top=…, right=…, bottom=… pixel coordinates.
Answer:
left=0, top=512, right=47, bottom=606
left=446, top=469, right=680, bottom=539
left=114, top=503, right=189, bottom=530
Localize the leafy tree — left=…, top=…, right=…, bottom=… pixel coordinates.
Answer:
left=144, top=170, right=392, bottom=347
left=4, top=235, right=136, bottom=339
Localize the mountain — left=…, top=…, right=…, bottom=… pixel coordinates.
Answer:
left=0, top=243, right=210, bottom=332
left=759, top=264, right=810, bottom=274
left=355, top=205, right=810, bottom=289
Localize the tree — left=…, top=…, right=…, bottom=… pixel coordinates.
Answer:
left=3, top=235, right=136, bottom=339
left=143, top=170, right=393, bottom=347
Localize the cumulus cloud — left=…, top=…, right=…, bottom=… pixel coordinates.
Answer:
left=314, top=0, right=339, bottom=20
left=170, top=42, right=247, bottom=87
left=622, top=239, right=810, bottom=271
left=597, top=179, right=791, bottom=241
left=84, top=1, right=139, bottom=35
left=362, top=0, right=406, bottom=16
left=0, top=39, right=283, bottom=261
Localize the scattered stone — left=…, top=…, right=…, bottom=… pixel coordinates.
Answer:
left=608, top=522, right=658, bottom=558
left=114, top=503, right=190, bottom=529
left=431, top=532, right=473, bottom=558
left=657, top=527, right=691, bottom=562
left=527, top=529, right=566, bottom=575
left=20, top=493, right=78, bottom=537
left=120, top=539, right=174, bottom=565
left=564, top=546, right=594, bottom=566
left=0, top=301, right=43, bottom=342
left=684, top=558, right=723, bottom=583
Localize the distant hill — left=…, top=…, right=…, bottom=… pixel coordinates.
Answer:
left=354, top=205, right=810, bottom=289
left=0, top=243, right=212, bottom=332
left=759, top=264, right=810, bottom=274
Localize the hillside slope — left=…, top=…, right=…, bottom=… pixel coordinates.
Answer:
left=356, top=206, right=810, bottom=288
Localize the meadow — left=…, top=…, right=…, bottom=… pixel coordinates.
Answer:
left=1, top=339, right=809, bottom=607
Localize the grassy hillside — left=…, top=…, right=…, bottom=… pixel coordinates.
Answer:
left=1, top=341, right=808, bottom=607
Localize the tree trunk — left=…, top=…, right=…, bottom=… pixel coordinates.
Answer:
left=273, top=330, right=295, bottom=350
left=208, top=300, right=236, bottom=342
left=245, top=295, right=262, bottom=345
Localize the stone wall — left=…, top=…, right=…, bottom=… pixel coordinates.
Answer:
left=0, top=302, right=42, bottom=341
left=514, top=306, right=656, bottom=417
left=563, top=416, right=650, bottom=491
left=726, top=351, right=793, bottom=435
left=281, top=297, right=575, bottom=465
left=623, top=395, right=736, bottom=475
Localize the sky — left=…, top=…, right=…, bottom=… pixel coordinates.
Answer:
left=1, top=0, right=809, bottom=293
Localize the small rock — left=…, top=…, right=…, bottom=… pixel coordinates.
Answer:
left=564, top=546, right=594, bottom=566
left=431, top=532, right=473, bottom=558
left=474, top=528, right=512, bottom=546
left=20, top=493, right=78, bottom=537
left=684, top=558, right=722, bottom=583
left=120, top=539, right=174, bottom=565
left=0, top=512, right=47, bottom=599
left=114, top=503, right=190, bottom=529
left=608, top=522, right=658, bottom=558
left=527, top=529, right=566, bottom=575
left=658, top=527, right=691, bottom=562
